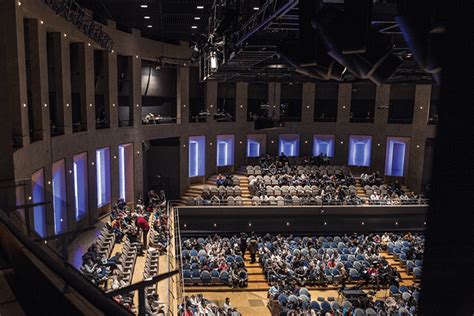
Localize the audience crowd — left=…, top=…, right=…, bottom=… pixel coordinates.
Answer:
left=268, top=281, right=421, bottom=315
left=80, top=190, right=169, bottom=313
left=248, top=154, right=362, bottom=205
left=182, top=235, right=249, bottom=288
left=179, top=295, right=241, bottom=316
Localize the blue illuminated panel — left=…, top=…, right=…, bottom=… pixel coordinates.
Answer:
left=31, top=169, right=46, bottom=237
left=313, top=135, right=335, bottom=157
left=247, top=140, right=260, bottom=157
left=73, top=152, right=88, bottom=220
left=189, top=136, right=205, bottom=177
left=96, top=147, right=111, bottom=207
left=385, top=137, right=409, bottom=176
left=52, top=159, right=67, bottom=234
left=247, top=134, right=266, bottom=157
left=279, top=134, right=300, bottom=157
left=348, top=135, right=372, bottom=166
left=119, top=145, right=126, bottom=200
left=216, top=135, right=234, bottom=166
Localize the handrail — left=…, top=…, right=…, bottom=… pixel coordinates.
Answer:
left=0, top=210, right=131, bottom=315
left=178, top=198, right=430, bottom=207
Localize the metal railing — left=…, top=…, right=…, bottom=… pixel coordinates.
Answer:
left=182, top=198, right=430, bottom=207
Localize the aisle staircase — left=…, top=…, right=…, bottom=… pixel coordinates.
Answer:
left=179, top=171, right=252, bottom=206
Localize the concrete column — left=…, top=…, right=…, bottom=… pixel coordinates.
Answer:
left=335, top=83, right=352, bottom=165
left=110, top=147, right=119, bottom=206
left=105, top=51, right=118, bottom=129
left=235, top=82, right=248, bottom=123
left=206, top=81, right=218, bottom=116
left=134, top=141, right=143, bottom=201
left=53, top=32, right=72, bottom=135
left=180, top=138, right=189, bottom=196
left=26, top=18, right=50, bottom=141
left=372, top=85, right=391, bottom=173
left=65, top=158, right=77, bottom=232
left=43, top=165, right=54, bottom=236
left=177, top=66, right=190, bottom=125
left=132, top=57, right=141, bottom=127
left=87, top=149, right=97, bottom=223
left=85, top=44, right=96, bottom=130
left=235, top=82, right=248, bottom=167
left=268, top=82, right=281, bottom=118
left=301, top=83, right=315, bottom=124
left=407, top=85, right=431, bottom=192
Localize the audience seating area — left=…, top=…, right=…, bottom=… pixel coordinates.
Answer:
left=246, top=154, right=364, bottom=206
left=268, top=283, right=421, bottom=315
left=179, top=294, right=241, bottom=315
left=259, top=233, right=410, bottom=287
left=79, top=192, right=169, bottom=313
left=181, top=236, right=249, bottom=288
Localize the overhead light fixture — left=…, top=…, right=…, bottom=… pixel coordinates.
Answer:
left=210, top=51, right=217, bottom=69
left=144, top=16, right=150, bottom=19
left=194, top=16, right=201, bottom=20
left=140, top=4, right=148, bottom=8
left=196, top=5, right=204, bottom=9
left=147, top=25, right=153, bottom=28
left=253, top=7, right=259, bottom=10
left=191, top=25, right=198, bottom=29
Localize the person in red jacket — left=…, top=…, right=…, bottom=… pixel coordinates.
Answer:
left=135, top=215, right=150, bottom=249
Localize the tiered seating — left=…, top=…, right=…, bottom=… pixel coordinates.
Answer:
left=188, top=184, right=243, bottom=206
left=118, top=237, right=139, bottom=285
left=96, top=224, right=116, bottom=258
left=259, top=234, right=402, bottom=287
left=181, top=236, right=248, bottom=287
left=179, top=294, right=241, bottom=315
left=387, top=237, right=424, bottom=281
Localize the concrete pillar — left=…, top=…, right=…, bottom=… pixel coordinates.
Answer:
left=301, top=83, right=315, bottom=124
left=134, top=141, right=144, bottom=201
left=268, top=82, right=281, bottom=118
left=180, top=137, right=189, bottom=196
left=105, top=51, right=118, bottom=129
left=372, top=85, right=391, bottom=173
left=65, top=158, right=77, bottom=232
left=177, top=66, right=190, bottom=125
left=407, top=85, right=431, bottom=192
left=53, top=32, right=72, bottom=135
left=132, top=56, right=141, bottom=127
left=235, top=82, right=248, bottom=167
left=87, top=149, right=97, bottom=223
left=26, top=18, right=50, bottom=141
left=206, top=81, right=218, bottom=116
left=335, top=83, right=352, bottom=165
left=110, top=146, right=119, bottom=206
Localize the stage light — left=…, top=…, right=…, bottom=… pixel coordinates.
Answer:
left=147, top=25, right=153, bottom=28
left=194, top=17, right=201, bottom=20
left=140, top=4, right=148, bottom=8
left=210, top=51, right=218, bottom=69
left=196, top=5, right=204, bottom=9
left=253, top=7, right=259, bottom=10
left=191, top=26, right=198, bottom=29
left=144, top=16, right=150, bottom=19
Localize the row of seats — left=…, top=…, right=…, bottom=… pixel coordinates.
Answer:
left=254, top=185, right=357, bottom=196
left=203, top=185, right=242, bottom=196
left=246, top=165, right=349, bottom=175
left=117, top=238, right=139, bottom=285
left=186, top=196, right=244, bottom=206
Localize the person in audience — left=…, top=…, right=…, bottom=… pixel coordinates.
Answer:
left=136, top=214, right=150, bottom=250
left=248, top=234, right=258, bottom=263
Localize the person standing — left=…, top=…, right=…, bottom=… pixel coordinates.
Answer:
left=249, top=234, right=258, bottom=263
left=136, top=215, right=150, bottom=249
left=239, top=233, right=247, bottom=258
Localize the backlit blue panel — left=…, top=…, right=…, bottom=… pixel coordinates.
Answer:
left=385, top=137, right=409, bottom=176
left=216, top=135, right=234, bottom=166
left=52, top=160, right=67, bottom=234
left=247, top=140, right=260, bottom=157
left=279, top=134, right=300, bottom=157
left=96, top=148, right=111, bottom=207
left=313, top=135, right=335, bottom=157
left=348, top=135, right=372, bottom=166
left=73, top=153, right=88, bottom=220
left=32, top=169, right=46, bottom=237
left=189, top=136, right=205, bottom=177
left=118, top=145, right=126, bottom=200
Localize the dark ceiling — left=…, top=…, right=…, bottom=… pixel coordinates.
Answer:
left=77, top=0, right=260, bottom=45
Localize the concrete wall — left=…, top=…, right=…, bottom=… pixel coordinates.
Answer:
left=2, top=0, right=437, bottom=235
